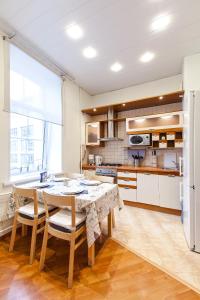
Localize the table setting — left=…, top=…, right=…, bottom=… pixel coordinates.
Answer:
left=20, top=177, right=123, bottom=248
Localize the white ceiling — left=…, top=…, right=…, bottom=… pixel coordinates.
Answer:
left=0, top=0, right=200, bottom=95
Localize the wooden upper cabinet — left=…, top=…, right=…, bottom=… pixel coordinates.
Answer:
left=86, top=122, right=100, bottom=145
left=126, top=111, right=183, bottom=133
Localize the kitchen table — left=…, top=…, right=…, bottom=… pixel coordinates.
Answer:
left=19, top=179, right=123, bottom=266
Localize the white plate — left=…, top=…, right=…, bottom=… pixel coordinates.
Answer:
left=33, top=182, right=50, bottom=189
left=61, top=187, right=85, bottom=195
left=80, top=179, right=101, bottom=186
left=53, top=177, right=70, bottom=182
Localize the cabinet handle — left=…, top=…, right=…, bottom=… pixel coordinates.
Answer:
left=124, top=187, right=130, bottom=190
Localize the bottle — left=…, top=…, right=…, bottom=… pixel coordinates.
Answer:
left=152, top=151, right=157, bottom=168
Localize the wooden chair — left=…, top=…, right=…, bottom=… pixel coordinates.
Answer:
left=39, top=191, right=87, bottom=288
left=9, top=186, right=56, bottom=264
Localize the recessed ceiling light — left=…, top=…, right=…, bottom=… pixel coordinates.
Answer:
left=159, top=96, right=163, bottom=100
left=83, top=47, right=97, bottom=59
left=110, top=62, right=123, bottom=72
left=151, top=14, right=171, bottom=32
left=122, top=103, right=126, bottom=107
left=179, top=94, right=183, bottom=98
left=140, top=52, right=155, bottom=63
left=93, top=108, right=97, bottom=112
left=66, top=23, right=83, bottom=40
left=135, top=118, right=146, bottom=123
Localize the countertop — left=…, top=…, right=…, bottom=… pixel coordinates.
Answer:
left=82, top=164, right=180, bottom=176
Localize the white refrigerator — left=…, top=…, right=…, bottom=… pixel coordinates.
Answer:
left=182, top=90, right=200, bottom=252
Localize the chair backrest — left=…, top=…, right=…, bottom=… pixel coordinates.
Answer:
left=43, top=191, right=76, bottom=228
left=13, top=186, right=38, bottom=215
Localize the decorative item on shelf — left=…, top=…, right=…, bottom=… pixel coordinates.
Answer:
left=152, top=133, right=159, bottom=141
left=175, top=140, right=183, bottom=148
left=159, top=141, right=167, bottom=149
left=167, top=132, right=175, bottom=140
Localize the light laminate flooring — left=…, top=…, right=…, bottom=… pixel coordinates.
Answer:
left=0, top=234, right=199, bottom=299
left=106, top=205, right=200, bottom=293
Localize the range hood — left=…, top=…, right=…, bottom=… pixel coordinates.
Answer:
left=99, top=107, right=123, bottom=142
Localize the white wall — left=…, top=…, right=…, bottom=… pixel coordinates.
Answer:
left=90, top=74, right=182, bottom=108
left=183, top=53, right=200, bottom=90
left=62, top=79, right=92, bottom=174
left=0, top=37, right=9, bottom=191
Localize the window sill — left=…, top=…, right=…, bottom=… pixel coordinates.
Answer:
left=3, top=171, right=64, bottom=187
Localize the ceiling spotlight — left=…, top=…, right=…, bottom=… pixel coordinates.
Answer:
left=66, top=23, right=83, bottom=40
left=93, top=108, right=97, bottom=112
left=122, top=103, right=126, bottom=107
left=83, top=47, right=97, bottom=59
left=140, top=52, right=155, bottom=63
left=159, top=96, right=163, bottom=100
left=110, top=62, right=123, bottom=72
left=151, top=14, right=171, bottom=32
left=179, top=94, right=183, bottom=98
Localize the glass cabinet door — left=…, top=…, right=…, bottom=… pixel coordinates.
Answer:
left=126, top=112, right=183, bottom=133
left=86, top=122, right=100, bottom=145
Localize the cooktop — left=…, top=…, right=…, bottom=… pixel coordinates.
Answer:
left=99, top=163, right=122, bottom=167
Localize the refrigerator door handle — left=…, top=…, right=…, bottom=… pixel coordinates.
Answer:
left=179, top=157, right=183, bottom=176
left=180, top=181, right=183, bottom=203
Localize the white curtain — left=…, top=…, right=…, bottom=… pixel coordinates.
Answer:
left=6, top=44, right=62, bottom=125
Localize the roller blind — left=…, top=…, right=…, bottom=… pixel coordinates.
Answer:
left=8, top=44, right=62, bottom=125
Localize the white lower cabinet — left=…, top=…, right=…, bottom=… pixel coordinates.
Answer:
left=119, top=187, right=136, bottom=202
left=136, top=173, right=159, bottom=205
left=159, top=175, right=181, bottom=210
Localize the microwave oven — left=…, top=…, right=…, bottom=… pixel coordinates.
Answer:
left=129, top=134, right=151, bottom=146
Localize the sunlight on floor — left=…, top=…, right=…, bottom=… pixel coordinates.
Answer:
left=104, top=205, right=200, bottom=292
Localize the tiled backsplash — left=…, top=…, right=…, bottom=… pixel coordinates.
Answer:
left=85, top=102, right=183, bottom=168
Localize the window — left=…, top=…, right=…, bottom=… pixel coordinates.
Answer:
left=9, top=45, right=62, bottom=179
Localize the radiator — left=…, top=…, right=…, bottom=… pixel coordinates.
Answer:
left=0, top=193, right=14, bottom=237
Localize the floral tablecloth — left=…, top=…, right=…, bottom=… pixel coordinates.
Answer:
left=20, top=180, right=123, bottom=247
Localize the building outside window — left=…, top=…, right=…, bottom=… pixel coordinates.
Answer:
left=9, top=44, right=62, bottom=179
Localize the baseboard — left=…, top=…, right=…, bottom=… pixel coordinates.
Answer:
left=124, top=200, right=181, bottom=216
left=0, top=225, right=12, bottom=238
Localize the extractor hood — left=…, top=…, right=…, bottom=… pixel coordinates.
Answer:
left=99, top=107, right=123, bottom=142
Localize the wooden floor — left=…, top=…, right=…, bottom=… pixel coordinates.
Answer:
left=0, top=232, right=200, bottom=300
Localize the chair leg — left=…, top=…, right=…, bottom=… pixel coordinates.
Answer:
left=68, top=238, right=75, bottom=288
left=39, top=224, right=49, bottom=271
left=29, top=220, right=38, bottom=264
left=112, top=209, right=116, bottom=228
left=22, top=224, right=27, bottom=237
left=9, top=214, right=18, bottom=252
